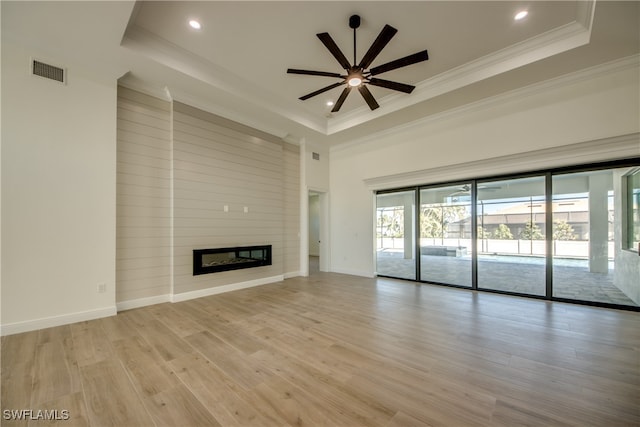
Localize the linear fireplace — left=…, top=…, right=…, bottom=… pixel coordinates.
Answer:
left=193, top=245, right=272, bottom=275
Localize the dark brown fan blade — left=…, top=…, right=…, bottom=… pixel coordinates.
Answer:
left=368, top=77, right=415, bottom=93
left=331, top=87, right=352, bottom=112
left=299, top=82, right=345, bottom=101
left=358, top=24, right=398, bottom=69
left=369, top=49, right=429, bottom=76
left=287, top=69, right=344, bottom=78
left=358, top=85, right=380, bottom=110
left=317, top=32, right=352, bottom=70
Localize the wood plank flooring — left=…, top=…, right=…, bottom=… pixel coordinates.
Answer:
left=2, top=272, right=639, bottom=426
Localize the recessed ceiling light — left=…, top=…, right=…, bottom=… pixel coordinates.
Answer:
left=189, top=20, right=201, bottom=30
left=326, top=101, right=334, bottom=106
left=514, top=10, right=528, bottom=21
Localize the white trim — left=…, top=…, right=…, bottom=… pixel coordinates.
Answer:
left=118, top=73, right=172, bottom=101
left=80, top=273, right=298, bottom=315
left=1, top=275, right=298, bottom=335
left=122, top=4, right=597, bottom=137
left=0, top=306, right=117, bottom=336
left=330, top=268, right=375, bottom=279
left=333, top=54, right=640, bottom=154
left=119, top=275, right=289, bottom=309
left=116, top=294, right=171, bottom=312
left=363, top=133, right=640, bottom=191
left=327, top=16, right=595, bottom=134
left=284, top=271, right=302, bottom=279
left=170, top=275, right=284, bottom=303
left=122, top=25, right=325, bottom=136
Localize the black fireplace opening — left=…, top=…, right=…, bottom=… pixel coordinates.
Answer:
left=193, top=245, right=272, bottom=275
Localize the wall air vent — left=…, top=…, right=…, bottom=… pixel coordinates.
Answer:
left=31, top=59, right=66, bottom=84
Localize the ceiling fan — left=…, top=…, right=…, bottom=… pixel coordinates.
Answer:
left=450, top=184, right=502, bottom=196
left=287, top=15, right=429, bottom=112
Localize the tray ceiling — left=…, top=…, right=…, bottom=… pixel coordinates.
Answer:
left=2, top=1, right=639, bottom=145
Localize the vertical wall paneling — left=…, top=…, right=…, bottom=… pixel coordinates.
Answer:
left=283, top=143, right=301, bottom=276
left=116, top=94, right=301, bottom=305
left=172, top=102, right=297, bottom=295
left=116, top=86, right=172, bottom=304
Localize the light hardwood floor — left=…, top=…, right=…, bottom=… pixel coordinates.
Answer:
left=2, top=272, right=639, bottom=426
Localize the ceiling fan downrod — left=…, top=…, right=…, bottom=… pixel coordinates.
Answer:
left=349, top=15, right=361, bottom=66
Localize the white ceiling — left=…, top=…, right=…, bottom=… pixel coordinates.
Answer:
left=2, top=1, right=639, bottom=146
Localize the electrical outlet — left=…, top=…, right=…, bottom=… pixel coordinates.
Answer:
left=97, top=283, right=107, bottom=293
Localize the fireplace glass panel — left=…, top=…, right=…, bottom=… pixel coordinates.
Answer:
left=193, top=245, right=272, bottom=275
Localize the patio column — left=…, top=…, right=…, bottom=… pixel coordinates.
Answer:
left=588, top=174, right=609, bottom=273
left=404, top=194, right=414, bottom=260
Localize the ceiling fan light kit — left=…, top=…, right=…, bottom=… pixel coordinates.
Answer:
left=287, top=14, right=429, bottom=113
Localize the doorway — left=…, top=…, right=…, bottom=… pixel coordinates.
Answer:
left=308, top=190, right=328, bottom=274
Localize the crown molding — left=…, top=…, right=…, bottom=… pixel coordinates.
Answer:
left=328, top=16, right=594, bottom=134
left=333, top=54, right=639, bottom=154
left=121, top=1, right=595, bottom=137
left=118, top=71, right=173, bottom=101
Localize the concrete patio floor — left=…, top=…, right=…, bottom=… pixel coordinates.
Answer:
left=376, top=252, right=637, bottom=306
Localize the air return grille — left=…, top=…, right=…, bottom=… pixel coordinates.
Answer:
left=32, top=59, right=65, bottom=83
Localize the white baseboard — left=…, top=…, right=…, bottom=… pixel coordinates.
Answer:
left=284, top=270, right=302, bottom=279
left=1, top=275, right=289, bottom=336
left=330, top=267, right=375, bottom=278
left=171, top=275, right=285, bottom=303
left=0, top=306, right=117, bottom=336
left=116, top=294, right=171, bottom=312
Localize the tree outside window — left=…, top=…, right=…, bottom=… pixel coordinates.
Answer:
left=520, top=220, right=544, bottom=240
left=553, top=219, right=577, bottom=241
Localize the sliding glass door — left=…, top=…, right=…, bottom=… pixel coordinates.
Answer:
left=552, top=168, right=638, bottom=306
left=374, top=160, right=639, bottom=310
left=419, top=184, right=472, bottom=287
left=476, top=176, right=547, bottom=296
left=376, top=191, right=416, bottom=280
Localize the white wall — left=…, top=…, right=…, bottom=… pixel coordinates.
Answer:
left=304, top=141, right=330, bottom=192
left=330, top=62, right=640, bottom=278
left=1, top=41, right=117, bottom=334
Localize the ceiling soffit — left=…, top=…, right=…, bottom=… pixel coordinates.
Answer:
left=121, top=1, right=596, bottom=136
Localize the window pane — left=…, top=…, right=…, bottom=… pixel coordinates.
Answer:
left=376, top=191, right=416, bottom=280
left=419, top=184, right=472, bottom=287
left=477, top=176, right=546, bottom=296
left=552, top=169, right=638, bottom=306
left=626, top=169, right=640, bottom=251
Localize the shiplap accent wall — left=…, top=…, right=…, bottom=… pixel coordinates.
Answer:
left=283, top=143, right=301, bottom=276
left=116, top=87, right=172, bottom=303
left=172, top=101, right=289, bottom=294
left=116, top=89, right=300, bottom=305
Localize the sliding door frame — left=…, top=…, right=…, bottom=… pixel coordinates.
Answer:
left=375, top=158, right=640, bottom=312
